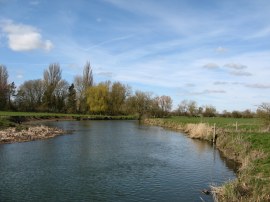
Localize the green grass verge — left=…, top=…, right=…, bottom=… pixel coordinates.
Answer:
left=0, top=111, right=137, bottom=130
left=167, top=116, right=263, bottom=132
left=0, top=111, right=137, bottom=119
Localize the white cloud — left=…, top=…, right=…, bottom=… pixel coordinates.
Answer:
left=0, top=20, right=53, bottom=51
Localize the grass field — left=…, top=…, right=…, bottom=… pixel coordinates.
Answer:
left=146, top=116, right=270, bottom=201
left=166, top=116, right=263, bottom=132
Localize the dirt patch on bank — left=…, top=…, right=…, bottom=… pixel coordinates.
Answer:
left=0, top=125, right=67, bottom=144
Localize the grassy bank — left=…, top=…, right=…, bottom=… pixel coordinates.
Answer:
left=0, top=111, right=137, bottom=119
left=0, top=111, right=137, bottom=131
left=144, top=116, right=270, bottom=201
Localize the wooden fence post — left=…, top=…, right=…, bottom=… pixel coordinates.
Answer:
left=213, top=123, right=216, bottom=144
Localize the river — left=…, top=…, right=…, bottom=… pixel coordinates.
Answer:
left=0, top=120, right=236, bottom=201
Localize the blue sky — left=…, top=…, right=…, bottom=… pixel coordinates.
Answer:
left=1, top=0, right=270, bottom=112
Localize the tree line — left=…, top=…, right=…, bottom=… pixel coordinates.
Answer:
left=175, top=99, right=256, bottom=118
left=0, top=63, right=172, bottom=118
left=1, top=62, right=269, bottom=121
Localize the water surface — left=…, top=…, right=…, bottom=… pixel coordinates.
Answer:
left=0, top=120, right=236, bottom=201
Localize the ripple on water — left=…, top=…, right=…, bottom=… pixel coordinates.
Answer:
left=0, top=121, right=236, bottom=202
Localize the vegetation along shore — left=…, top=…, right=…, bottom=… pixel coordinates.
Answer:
left=0, top=112, right=137, bottom=144
left=143, top=116, right=270, bottom=201
left=1, top=63, right=270, bottom=201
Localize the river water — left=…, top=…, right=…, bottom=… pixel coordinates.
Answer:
left=0, top=120, right=236, bottom=201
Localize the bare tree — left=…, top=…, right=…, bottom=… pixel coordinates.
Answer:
left=43, top=63, right=62, bottom=88
left=83, top=61, right=93, bottom=89
left=74, top=75, right=84, bottom=112
left=177, top=100, right=189, bottom=116
left=16, top=79, right=45, bottom=111
left=74, top=61, right=94, bottom=112
left=43, top=63, right=62, bottom=111
left=0, top=65, right=9, bottom=109
left=159, top=95, right=172, bottom=116
left=187, top=100, right=198, bottom=116
left=202, top=105, right=217, bottom=117
left=54, top=80, right=69, bottom=112
left=126, top=91, right=152, bottom=119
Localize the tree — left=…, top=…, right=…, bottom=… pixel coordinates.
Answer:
left=151, top=95, right=173, bottom=117
left=231, top=110, right=242, bottom=118
left=83, top=61, right=93, bottom=88
left=187, top=100, right=198, bottom=116
left=0, top=65, right=9, bottom=110
left=177, top=100, right=189, bottom=116
left=126, top=91, right=152, bottom=119
left=202, top=105, right=217, bottom=117
left=109, top=82, right=129, bottom=115
left=43, top=63, right=62, bottom=111
left=15, top=79, right=45, bottom=111
left=242, top=109, right=254, bottom=118
left=221, top=110, right=231, bottom=118
left=74, top=61, right=93, bottom=113
left=7, top=82, right=16, bottom=110
left=257, top=103, right=270, bottom=130
left=158, top=95, right=172, bottom=117
left=150, top=96, right=161, bottom=117
left=67, top=83, right=77, bottom=113
left=74, top=75, right=84, bottom=112
left=53, top=80, right=69, bottom=112
left=43, top=63, right=62, bottom=88
left=86, top=83, right=109, bottom=114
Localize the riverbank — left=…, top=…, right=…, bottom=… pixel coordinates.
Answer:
left=0, top=125, right=66, bottom=144
left=0, top=111, right=137, bottom=121
left=143, top=117, right=270, bottom=202
left=0, top=112, right=137, bottom=144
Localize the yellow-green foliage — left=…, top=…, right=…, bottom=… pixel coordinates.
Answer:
left=86, top=83, right=109, bottom=114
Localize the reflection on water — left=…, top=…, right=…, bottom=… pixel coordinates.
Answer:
left=0, top=120, right=236, bottom=202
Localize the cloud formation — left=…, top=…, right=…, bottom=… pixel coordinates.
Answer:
left=190, top=89, right=226, bottom=95
left=0, top=20, right=53, bottom=51
left=245, top=83, right=270, bottom=89
left=96, top=71, right=113, bottom=78
left=224, top=63, right=247, bottom=70
left=213, top=81, right=228, bottom=85
left=229, top=71, right=252, bottom=76
left=203, top=63, right=219, bottom=69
